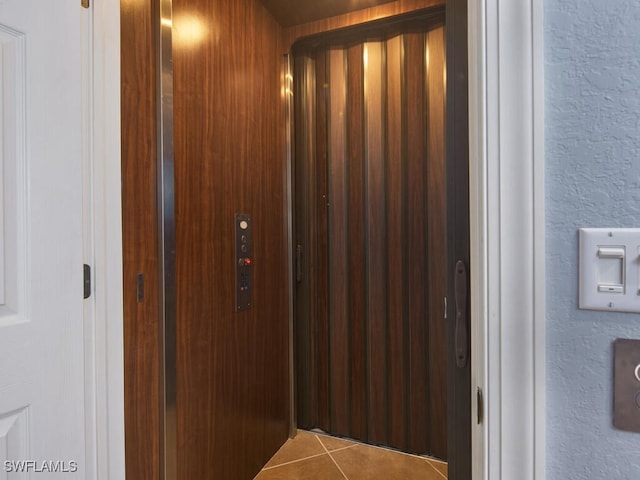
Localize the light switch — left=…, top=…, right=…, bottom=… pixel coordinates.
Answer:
left=596, top=246, right=624, bottom=293
left=579, top=228, right=640, bottom=313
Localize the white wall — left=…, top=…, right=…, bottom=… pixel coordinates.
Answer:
left=545, top=1, right=640, bottom=478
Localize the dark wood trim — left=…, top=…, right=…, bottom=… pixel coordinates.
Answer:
left=291, top=6, right=445, bottom=55
left=446, top=0, right=472, bottom=477
left=282, top=0, right=445, bottom=52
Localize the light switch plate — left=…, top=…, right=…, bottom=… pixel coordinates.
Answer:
left=579, top=228, right=640, bottom=313
left=614, top=339, right=640, bottom=433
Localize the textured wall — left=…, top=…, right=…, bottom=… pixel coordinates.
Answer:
left=545, top=0, right=640, bottom=478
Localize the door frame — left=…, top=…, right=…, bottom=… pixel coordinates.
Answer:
left=468, top=1, right=545, bottom=479
left=94, top=0, right=544, bottom=478
left=90, top=0, right=125, bottom=478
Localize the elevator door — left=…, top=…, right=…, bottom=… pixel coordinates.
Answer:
left=294, top=16, right=448, bottom=459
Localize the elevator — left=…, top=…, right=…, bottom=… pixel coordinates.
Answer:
left=120, top=1, right=469, bottom=479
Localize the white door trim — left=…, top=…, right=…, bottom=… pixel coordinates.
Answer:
left=91, top=0, right=546, bottom=478
left=91, top=0, right=125, bottom=478
left=469, top=1, right=545, bottom=479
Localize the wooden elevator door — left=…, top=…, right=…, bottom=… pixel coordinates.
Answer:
left=294, top=18, right=448, bottom=459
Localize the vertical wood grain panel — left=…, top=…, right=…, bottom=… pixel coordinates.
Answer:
left=172, top=0, right=289, bottom=478
left=404, top=32, right=429, bottom=454
left=314, top=51, right=331, bottom=432
left=346, top=44, right=368, bottom=441
left=425, top=26, right=447, bottom=460
left=305, top=57, right=319, bottom=429
left=384, top=34, right=408, bottom=452
left=294, top=55, right=315, bottom=429
left=121, top=0, right=160, bottom=477
left=327, top=48, right=350, bottom=435
left=293, top=11, right=447, bottom=460
left=364, top=41, right=389, bottom=446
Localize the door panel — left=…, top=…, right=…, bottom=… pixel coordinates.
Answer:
left=0, top=0, right=86, bottom=475
left=364, top=41, right=387, bottom=446
left=172, top=0, right=289, bottom=479
left=326, top=47, right=349, bottom=437
left=425, top=25, right=448, bottom=454
left=385, top=34, right=408, bottom=450
left=345, top=42, right=367, bottom=442
left=294, top=16, right=447, bottom=459
left=405, top=31, right=430, bottom=454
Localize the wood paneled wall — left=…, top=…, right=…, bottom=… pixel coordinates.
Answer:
left=121, top=0, right=161, bottom=478
left=282, top=0, right=445, bottom=52
left=172, top=0, right=289, bottom=478
left=122, top=0, right=289, bottom=478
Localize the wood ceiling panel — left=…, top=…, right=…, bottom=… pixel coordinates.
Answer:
left=260, top=0, right=396, bottom=27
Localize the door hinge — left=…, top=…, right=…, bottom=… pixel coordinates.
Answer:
left=83, top=264, right=91, bottom=299
left=477, top=387, right=484, bottom=425
left=81, top=0, right=89, bottom=8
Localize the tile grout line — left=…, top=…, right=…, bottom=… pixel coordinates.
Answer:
left=325, top=444, right=358, bottom=454
left=315, top=431, right=447, bottom=466
left=317, top=433, right=449, bottom=480
left=314, top=434, right=359, bottom=454
left=261, top=451, right=328, bottom=471
left=314, top=435, right=362, bottom=451
left=315, top=434, right=350, bottom=480
left=304, top=430, right=447, bottom=465
left=260, top=437, right=357, bottom=472
left=423, top=459, right=447, bottom=480
left=304, top=431, right=448, bottom=480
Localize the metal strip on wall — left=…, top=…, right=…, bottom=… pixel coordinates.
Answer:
left=157, top=0, right=176, bottom=476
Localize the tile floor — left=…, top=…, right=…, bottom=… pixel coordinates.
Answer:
left=254, top=430, right=447, bottom=480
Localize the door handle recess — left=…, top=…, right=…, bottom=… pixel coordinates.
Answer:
left=296, top=245, right=303, bottom=283
left=455, top=260, right=468, bottom=368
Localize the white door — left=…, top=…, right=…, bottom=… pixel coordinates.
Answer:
left=0, top=0, right=88, bottom=477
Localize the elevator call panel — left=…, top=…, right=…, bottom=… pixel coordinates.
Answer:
left=235, top=214, right=253, bottom=312
left=614, top=338, right=640, bottom=433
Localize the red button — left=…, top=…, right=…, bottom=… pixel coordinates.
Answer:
left=244, top=258, right=252, bottom=266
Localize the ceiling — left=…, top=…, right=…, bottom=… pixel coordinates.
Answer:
left=259, top=0, right=397, bottom=27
